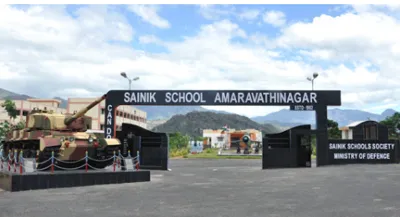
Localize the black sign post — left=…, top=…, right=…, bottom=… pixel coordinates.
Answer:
left=104, top=90, right=341, bottom=167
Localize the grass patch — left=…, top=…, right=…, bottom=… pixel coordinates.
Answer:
left=169, top=147, right=190, bottom=158
left=188, top=148, right=262, bottom=159
left=170, top=147, right=317, bottom=160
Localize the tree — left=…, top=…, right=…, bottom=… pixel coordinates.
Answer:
left=168, top=132, right=190, bottom=150
left=15, top=121, right=25, bottom=130
left=0, top=121, right=11, bottom=141
left=1, top=99, right=18, bottom=121
left=380, top=112, right=400, bottom=139
left=327, top=119, right=341, bottom=139
left=193, top=136, right=204, bottom=141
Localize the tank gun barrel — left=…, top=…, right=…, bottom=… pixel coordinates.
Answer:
left=64, top=94, right=107, bottom=125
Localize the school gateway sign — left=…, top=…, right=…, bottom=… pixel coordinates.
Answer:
left=103, top=90, right=341, bottom=139
left=106, top=90, right=341, bottom=106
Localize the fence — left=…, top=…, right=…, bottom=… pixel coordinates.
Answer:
left=0, top=149, right=140, bottom=174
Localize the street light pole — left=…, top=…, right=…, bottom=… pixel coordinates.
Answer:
left=307, top=72, right=319, bottom=91
left=120, top=72, right=139, bottom=90
left=311, top=79, right=314, bottom=91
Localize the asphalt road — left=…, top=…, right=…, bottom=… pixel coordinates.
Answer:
left=1, top=159, right=400, bottom=217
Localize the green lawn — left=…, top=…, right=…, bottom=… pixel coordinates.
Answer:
left=171, top=148, right=316, bottom=160
left=188, top=151, right=263, bottom=159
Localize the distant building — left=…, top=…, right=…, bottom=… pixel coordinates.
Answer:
left=339, top=121, right=361, bottom=139
left=0, top=98, right=65, bottom=124
left=0, top=97, right=148, bottom=130
left=202, top=128, right=262, bottom=148
left=339, top=120, right=388, bottom=140
left=67, top=98, right=147, bottom=130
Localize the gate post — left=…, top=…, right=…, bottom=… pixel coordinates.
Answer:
left=315, top=105, right=329, bottom=167
left=262, top=136, right=268, bottom=169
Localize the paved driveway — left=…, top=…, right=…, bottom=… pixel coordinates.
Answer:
left=1, top=159, right=400, bottom=217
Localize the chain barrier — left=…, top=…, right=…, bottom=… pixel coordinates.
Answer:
left=0, top=149, right=141, bottom=174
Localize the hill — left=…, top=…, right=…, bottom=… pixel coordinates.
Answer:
left=252, top=108, right=398, bottom=127
left=135, top=105, right=231, bottom=120
left=152, top=111, right=281, bottom=137
left=0, top=88, right=68, bottom=109
left=0, top=88, right=32, bottom=100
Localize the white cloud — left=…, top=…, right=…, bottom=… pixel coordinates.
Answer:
left=238, top=9, right=260, bottom=20
left=275, top=7, right=400, bottom=109
left=198, top=5, right=261, bottom=22
left=128, top=5, right=170, bottom=29
left=299, top=49, right=335, bottom=60
left=0, top=5, right=400, bottom=118
left=139, top=35, right=162, bottom=45
left=198, top=5, right=235, bottom=20
left=263, top=10, right=286, bottom=27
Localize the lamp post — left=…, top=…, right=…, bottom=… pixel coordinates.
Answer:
left=306, top=72, right=319, bottom=90
left=120, top=72, right=139, bottom=90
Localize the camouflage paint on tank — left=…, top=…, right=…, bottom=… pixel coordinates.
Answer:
left=0, top=94, right=122, bottom=170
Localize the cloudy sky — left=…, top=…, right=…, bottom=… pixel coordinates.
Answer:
left=1, top=4, right=400, bottom=117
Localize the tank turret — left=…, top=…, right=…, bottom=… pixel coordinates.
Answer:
left=25, top=94, right=106, bottom=132
left=64, top=94, right=106, bottom=127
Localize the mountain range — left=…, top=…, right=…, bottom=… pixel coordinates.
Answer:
left=144, top=106, right=397, bottom=128
left=153, top=111, right=280, bottom=137
left=0, top=88, right=398, bottom=128
left=251, top=108, right=397, bottom=127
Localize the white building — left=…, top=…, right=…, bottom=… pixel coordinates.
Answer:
left=339, top=121, right=364, bottom=139
left=202, top=128, right=262, bottom=148
left=202, top=129, right=230, bottom=148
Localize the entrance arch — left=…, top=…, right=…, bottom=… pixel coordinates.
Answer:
left=103, top=90, right=341, bottom=167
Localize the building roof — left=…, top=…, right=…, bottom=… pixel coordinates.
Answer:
left=27, top=98, right=61, bottom=103
left=339, top=120, right=378, bottom=131
left=347, top=121, right=365, bottom=127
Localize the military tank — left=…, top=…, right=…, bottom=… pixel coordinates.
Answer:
left=1, top=94, right=121, bottom=170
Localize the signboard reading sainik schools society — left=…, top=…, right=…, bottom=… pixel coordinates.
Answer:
left=108, top=90, right=341, bottom=106
left=328, top=140, right=398, bottom=164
